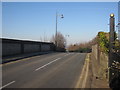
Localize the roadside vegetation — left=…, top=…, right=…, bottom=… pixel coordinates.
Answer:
left=68, top=31, right=120, bottom=53
left=51, top=32, right=66, bottom=51
left=97, top=32, right=109, bottom=53
left=98, top=32, right=120, bottom=53
left=67, top=37, right=97, bottom=53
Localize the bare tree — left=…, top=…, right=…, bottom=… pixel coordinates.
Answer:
left=67, top=36, right=97, bottom=52
left=51, top=32, right=66, bottom=49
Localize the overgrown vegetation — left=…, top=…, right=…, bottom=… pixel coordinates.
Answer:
left=97, top=32, right=109, bottom=53
left=68, top=31, right=120, bottom=53
left=98, top=32, right=120, bottom=53
left=68, top=37, right=97, bottom=53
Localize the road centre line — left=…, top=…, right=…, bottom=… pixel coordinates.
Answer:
left=0, top=81, right=15, bottom=89
left=64, top=53, right=71, bottom=56
left=64, top=54, right=68, bottom=56
left=35, top=57, right=61, bottom=71
left=35, top=53, right=72, bottom=71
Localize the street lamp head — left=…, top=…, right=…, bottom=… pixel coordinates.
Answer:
left=110, top=13, right=114, bottom=18
left=61, top=14, right=64, bottom=18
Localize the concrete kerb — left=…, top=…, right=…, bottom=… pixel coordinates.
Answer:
left=75, top=53, right=90, bottom=88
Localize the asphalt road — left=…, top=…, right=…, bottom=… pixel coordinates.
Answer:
left=2, top=52, right=86, bottom=88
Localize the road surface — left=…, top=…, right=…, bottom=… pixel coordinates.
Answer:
left=2, top=52, right=86, bottom=88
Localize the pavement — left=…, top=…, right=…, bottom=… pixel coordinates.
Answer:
left=1, top=52, right=87, bottom=88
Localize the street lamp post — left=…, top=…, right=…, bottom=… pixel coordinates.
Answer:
left=55, top=12, right=64, bottom=49
left=55, top=12, right=58, bottom=48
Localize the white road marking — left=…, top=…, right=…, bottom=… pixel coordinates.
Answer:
left=35, top=58, right=61, bottom=71
left=64, top=53, right=71, bottom=57
left=75, top=54, right=90, bottom=88
left=82, top=58, right=89, bottom=88
left=0, top=81, right=15, bottom=89
left=64, top=54, right=68, bottom=56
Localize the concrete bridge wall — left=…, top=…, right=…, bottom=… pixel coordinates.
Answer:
left=1, top=38, right=55, bottom=57
left=91, top=44, right=108, bottom=80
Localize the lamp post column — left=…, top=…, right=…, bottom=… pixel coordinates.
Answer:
left=55, top=12, right=58, bottom=48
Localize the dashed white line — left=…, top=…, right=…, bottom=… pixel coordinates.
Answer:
left=35, top=58, right=61, bottom=71
left=0, top=81, right=15, bottom=89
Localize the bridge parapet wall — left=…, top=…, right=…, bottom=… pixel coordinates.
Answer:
left=1, top=38, right=55, bottom=57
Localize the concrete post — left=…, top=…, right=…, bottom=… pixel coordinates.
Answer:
left=109, top=13, right=115, bottom=83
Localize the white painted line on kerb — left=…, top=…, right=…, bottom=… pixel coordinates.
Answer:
left=82, top=57, right=89, bottom=88
left=35, top=58, right=61, bottom=71
left=0, top=81, right=15, bottom=89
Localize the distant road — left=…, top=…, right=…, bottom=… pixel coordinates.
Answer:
left=2, top=53, right=86, bottom=88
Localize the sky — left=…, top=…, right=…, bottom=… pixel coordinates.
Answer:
left=1, top=0, right=120, bottom=2
left=2, top=2, right=118, bottom=45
